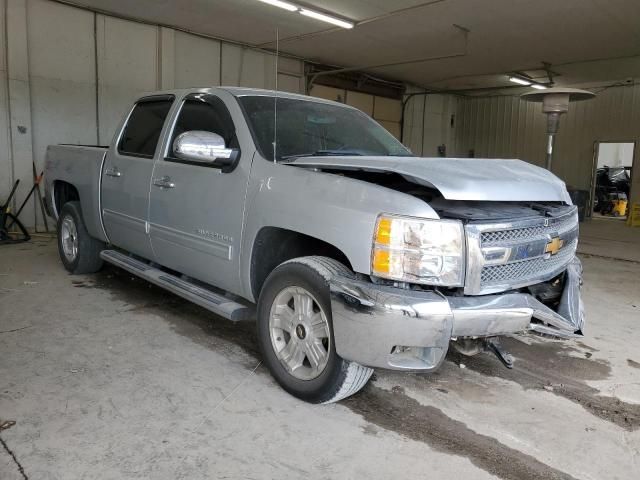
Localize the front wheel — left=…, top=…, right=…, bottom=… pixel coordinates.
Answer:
left=257, top=256, right=373, bottom=403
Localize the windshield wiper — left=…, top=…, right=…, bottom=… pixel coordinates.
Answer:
left=280, top=150, right=364, bottom=161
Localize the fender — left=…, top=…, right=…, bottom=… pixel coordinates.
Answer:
left=239, top=157, right=440, bottom=301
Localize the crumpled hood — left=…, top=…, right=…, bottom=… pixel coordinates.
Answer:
left=290, top=156, right=572, bottom=204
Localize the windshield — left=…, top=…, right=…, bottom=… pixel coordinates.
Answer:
left=237, top=95, right=412, bottom=161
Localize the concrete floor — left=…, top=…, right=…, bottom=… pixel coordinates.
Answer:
left=1, top=219, right=639, bottom=480
left=579, top=217, right=640, bottom=262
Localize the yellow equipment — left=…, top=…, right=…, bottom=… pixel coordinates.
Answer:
left=611, top=198, right=628, bottom=217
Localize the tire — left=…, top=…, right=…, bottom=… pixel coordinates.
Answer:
left=57, top=201, right=104, bottom=274
left=257, top=256, right=373, bottom=403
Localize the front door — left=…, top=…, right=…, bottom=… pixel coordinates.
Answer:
left=148, top=93, right=248, bottom=294
left=102, top=95, right=174, bottom=260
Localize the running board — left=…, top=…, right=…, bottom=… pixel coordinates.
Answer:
left=100, top=250, right=254, bottom=322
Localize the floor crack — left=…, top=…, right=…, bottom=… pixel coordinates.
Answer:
left=0, top=325, right=32, bottom=334
left=0, top=435, right=28, bottom=480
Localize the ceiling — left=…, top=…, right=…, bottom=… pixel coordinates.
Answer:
left=64, top=0, right=640, bottom=93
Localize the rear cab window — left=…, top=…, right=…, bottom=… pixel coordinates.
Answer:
left=118, top=95, right=174, bottom=158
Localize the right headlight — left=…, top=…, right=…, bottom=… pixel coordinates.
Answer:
left=371, top=214, right=465, bottom=286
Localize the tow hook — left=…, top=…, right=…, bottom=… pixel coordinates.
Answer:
left=485, top=337, right=514, bottom=369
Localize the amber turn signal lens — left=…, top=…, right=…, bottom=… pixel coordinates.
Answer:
left=372, top=249, right=390, bottom=274
left=375, top=217, right=392, bottom=245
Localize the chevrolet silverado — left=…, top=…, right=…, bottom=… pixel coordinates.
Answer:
left=44, top=87, right=585, bottom=403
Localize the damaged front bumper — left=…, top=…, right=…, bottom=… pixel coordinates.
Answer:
left=330, top=257, right=585, bottom=371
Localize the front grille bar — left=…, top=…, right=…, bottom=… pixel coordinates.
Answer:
left=464, top=206, right=579, bottom=295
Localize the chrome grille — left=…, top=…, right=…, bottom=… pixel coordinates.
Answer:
left=481, top=215, right=576, bottom=245
left=464, top=206, right=579, bottom=295
left=481, top=239, right=577, bottom=285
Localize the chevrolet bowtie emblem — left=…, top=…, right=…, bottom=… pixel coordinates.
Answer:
left=545, top=236, right=564, bottom=255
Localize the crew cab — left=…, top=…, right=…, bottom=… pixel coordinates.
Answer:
left=44, top=87, right=585, bottom=403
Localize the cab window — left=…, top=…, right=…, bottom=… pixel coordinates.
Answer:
left=167, top=94, right=238, bottom=161
left=118, top=96, right=174, bottom=158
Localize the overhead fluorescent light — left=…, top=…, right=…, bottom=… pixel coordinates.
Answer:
left=256, top=0, right=298, bottom=12
left=509, top=76, right=532, bottom=86
left=531, top=84, right=547, bottom=90
left=254, top=1, right=356, bottom=30
left=300, top=8, right=354, bottom=29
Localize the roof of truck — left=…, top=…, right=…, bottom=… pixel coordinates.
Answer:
left=139, top=86, right=352, bottom=109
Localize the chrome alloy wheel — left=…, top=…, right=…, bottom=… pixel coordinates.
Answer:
left=268, top=286, right=331, bottom=380
left=60, top=215, right=78, bottom=262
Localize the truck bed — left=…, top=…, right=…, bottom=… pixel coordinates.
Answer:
left=44, top=144, right=109, bottom=242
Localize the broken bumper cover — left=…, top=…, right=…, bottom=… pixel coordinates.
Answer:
left=330, top=257, right=585, bottom=371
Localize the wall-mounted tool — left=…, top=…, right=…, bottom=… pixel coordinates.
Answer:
left=0, top=180, right=30, bottom=244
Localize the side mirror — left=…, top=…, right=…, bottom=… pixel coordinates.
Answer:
left=172, top=130, right=238, bottom=167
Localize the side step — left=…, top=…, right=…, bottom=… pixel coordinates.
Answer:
left=100, top=250, right=254, bottom=322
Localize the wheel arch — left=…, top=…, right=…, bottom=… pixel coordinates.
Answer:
left=249, top=226, right=353, bottom=301
left=53, top=180, right=80, bottom=218
left=51, top=177, right=107, bottom=243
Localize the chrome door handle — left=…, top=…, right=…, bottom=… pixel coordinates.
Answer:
left=153, top=176, right=175, bottom=189
left=105, top=167, right=121, bottom=177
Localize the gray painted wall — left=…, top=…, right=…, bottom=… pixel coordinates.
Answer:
left=0, top=0, right=304, bottom=228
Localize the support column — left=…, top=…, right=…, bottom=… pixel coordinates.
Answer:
left=159, top=27, right=175, bottom=90
left=6, top=0, right=35, bottom=227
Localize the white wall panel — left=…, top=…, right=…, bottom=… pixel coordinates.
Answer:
left=402, top=93, right=425, bottom=154
left=277, top=56, right=303, bottom=77
left=5, top=0, right=34, bottom=222
left=373, top=96, right=401, bottom=122
left=0, top=0, right=12, bottom=200
left=402, top=91, right=457, bottom=155
left=159, top=27, right=175, bottom=89
left=221, top=43, right=303, bottom=93
left=372, top=96, right=401, bottom=140
left=309, top=84, right=345, bottom=102
left=97, top=15, right=158, bottom=144
left=596, top=142, right=634, bottom=168
left=346, top=91, right=374, bottom=116
left=27, top=0, right=97, bottom=173
left=221, top=44, right=273, bottom=89
left=174, top=31, right=221, bottom=88
left=276, top=73, right=302, bottom=94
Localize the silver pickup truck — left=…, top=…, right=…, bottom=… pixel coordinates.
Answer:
left=44, top=87, right=585, bottom=403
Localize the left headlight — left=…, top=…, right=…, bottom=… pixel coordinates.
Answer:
left=371, top=214, right=465, bottom=286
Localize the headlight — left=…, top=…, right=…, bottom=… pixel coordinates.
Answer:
left=371, top=214, right=465, bottom=286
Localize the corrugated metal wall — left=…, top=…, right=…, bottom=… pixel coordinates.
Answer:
left=454, top=84, right=640, bottom=205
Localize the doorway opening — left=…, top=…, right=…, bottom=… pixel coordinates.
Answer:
left=592, top=142, right=635, bottom=220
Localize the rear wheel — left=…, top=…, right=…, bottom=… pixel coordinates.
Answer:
left=257, top=256, right=373, bottom=403
left=57, top=201, right=104, bottom=274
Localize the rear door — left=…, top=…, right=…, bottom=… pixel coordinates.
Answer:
left=102, top=95, right=174, bottom=259
left=148, top=92, right=248, bottom=294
